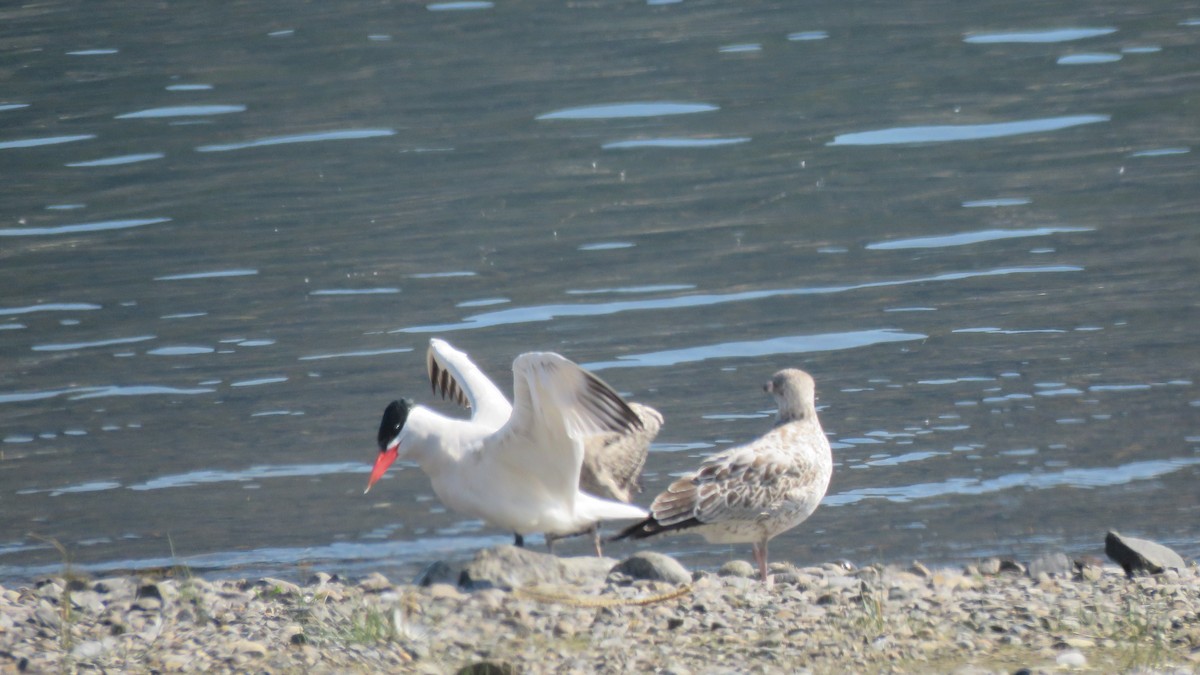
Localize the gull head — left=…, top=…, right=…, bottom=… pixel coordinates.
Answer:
left=763, top=369, right=817, bottom=423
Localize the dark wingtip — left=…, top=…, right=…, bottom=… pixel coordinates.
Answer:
left=609, top=517, right=657, bottom=542
left=583, top=370, right=644, bottom=433
left=608, top=515, right=703, bottom=543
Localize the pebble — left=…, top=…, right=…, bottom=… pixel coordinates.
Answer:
left=0, top=551, right=1196, bottom=673
left=1056, top=649, right=1088, bottom=668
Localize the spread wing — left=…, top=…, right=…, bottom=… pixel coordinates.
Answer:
left=426, top=338, right=512, bottom=429
left=488, top=351, right=644, bottom=501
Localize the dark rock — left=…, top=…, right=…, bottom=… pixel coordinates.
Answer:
left=135, top=583, right=163, bottom=601
left=1105, top=530, right=1186, bottom=577
left=1027, top=553, right=1073, bottom=578
left=414, top=560, right=457, bottom=587
left=458, top=545, right=616, bottom=590
left=998, top=559, right=1026, bottom=575
left=609, top=552, right=691, bottom=585
left=457, top=662, right=515, bottom=675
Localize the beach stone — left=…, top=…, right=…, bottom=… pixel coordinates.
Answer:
left=253, top=577, right=301, bottom=596
left=998, top=559, right=1026, bottom=575
left=718, top=560, right=756, bottom=578
left=70, top=589, right=106, bottom=615
left=428, top=582, right=464, bottom=601
left=415, top=560, right=457, bottom=587
left=136, top=582, right=163, bottom=601
left=460, top=545, right=616, bottom=590
left=1056, top=649, right=1087, bottom=668
left=610, top=552, right=691, bottom=585
left=359, top=572, right=394, bottom=592
left=232, top=639, right=268, bottom=656
left=70, top=638, right=110, bottom=660
left=1027, top=553, right=1073, bottom=578
left=308, top=571, right=336, bottom=586
left=1105, top=530, right=1186, bottom=577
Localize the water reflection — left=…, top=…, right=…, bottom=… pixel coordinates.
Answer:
left=962, top=28, right=1117, bottom=43
left=427, top=1, right=494, bottom=10
left=828, top=457, right=1200, bottom=505
left=536, top=102, right=719, bottom=120
left=602, top=137, right=751, bottom=149
left=399, top=266, right=1081, bottom=333
left=962, top=198, right=1031, bottom=208
left=67, top=153, right=165, bottom=167
left=866, top=226, right=1091, bottom=250
left=584, top=330, right=927, bottom=370
left=154, top=269, right=258, bottom=280
left=828, top=115, right=1109, bottom=145
left=0, top=134, right=96, bottom=150
left=116, top=105, right=246, bottom=119
left=195, top=129, right=396, bottom=152
left=787, top=31, right=829, bottom=41
left=1057, top=53, right=1122, bottom=65
left=0, top=217, right=171, bottom=237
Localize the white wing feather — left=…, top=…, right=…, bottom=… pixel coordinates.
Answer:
left=490, top=352, right=643, bottom=506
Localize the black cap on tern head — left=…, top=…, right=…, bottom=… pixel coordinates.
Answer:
left=377, top=399, right=413, bottom=450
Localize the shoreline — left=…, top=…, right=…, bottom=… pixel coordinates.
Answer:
left=2, top=547, right=1197, bottom=674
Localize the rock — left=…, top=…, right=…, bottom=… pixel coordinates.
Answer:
left=457, top=663, right=515, bottom=675
left=253, top=577, right=301, bottom=596
left=1105, top=531, right=1186, bottom=577
left=1027, top=553, right=1073, bottom=578
left=609, top=552, right=691, bottom=585
left=459, top=545, right=616, bottom=590
left=70, top=639, right=108, bottom=660
left=415, top=560, right=457, bottom=587
left=998, top=559, right=1026, bottom=575
left=70, top=590, right=106, bottom=615
left=718, top=560, right=756, bottom=578
left=428, top=583, right=464, bottom=601
left=1056, top=649, right=1087, bottom=668
left=135, top=582, right=163, bottom=601
left=231, top=639, right=268, bottom=656
left=358, top=572, right=393, bottom=592
left=308, top=571, right=336, bottom=586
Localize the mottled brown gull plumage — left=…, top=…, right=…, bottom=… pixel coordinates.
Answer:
left=613, top=368, right=832, bottom=582
left=580, top=402, right=661, bottom=504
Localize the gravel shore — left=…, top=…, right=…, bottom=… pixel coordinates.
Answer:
left=2, top=547, right=1197, bottom=674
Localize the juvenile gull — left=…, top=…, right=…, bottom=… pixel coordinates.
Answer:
left=366, top=338, right=649, bottom=551
left=613, top=368, right=832, bottom=582
left=420, top=338, right=661, bottom=554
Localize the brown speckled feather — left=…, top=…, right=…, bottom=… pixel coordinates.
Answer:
left=579, top=402, right=662, bottom=503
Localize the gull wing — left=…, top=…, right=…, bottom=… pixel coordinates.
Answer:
left=489, top=351, right=644, bottom=501
left=650, top=438, right=817, bottom=527
left=426, top=338, right=512, bottom=429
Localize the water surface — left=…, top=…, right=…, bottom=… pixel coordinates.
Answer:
left=1, top=0, right=1197, bottom=584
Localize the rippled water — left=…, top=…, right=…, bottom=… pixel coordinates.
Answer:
left=2, top=0, right=1198, bottom=583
